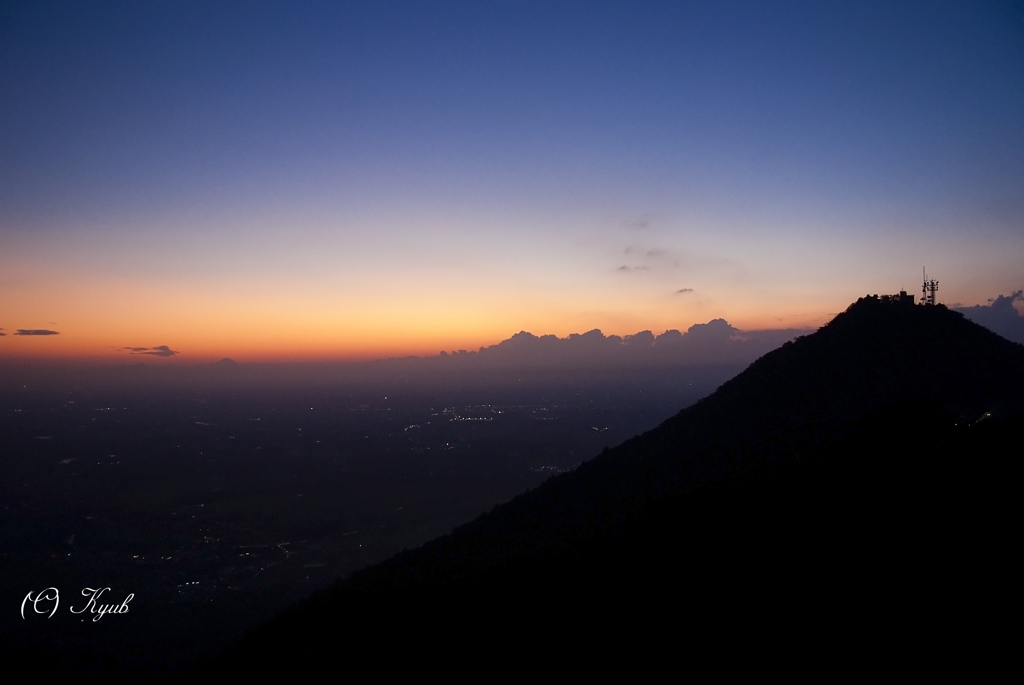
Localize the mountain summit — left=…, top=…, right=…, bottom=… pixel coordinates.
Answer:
left=206, top=297, right=1022, bottom=674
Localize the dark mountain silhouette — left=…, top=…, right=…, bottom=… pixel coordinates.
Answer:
left=202, top=297, right=1022, bottom=674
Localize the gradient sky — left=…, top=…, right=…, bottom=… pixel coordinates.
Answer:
left=2, top=1, right=1022, bottom=362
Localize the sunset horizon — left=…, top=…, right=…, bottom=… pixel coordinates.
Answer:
left=3, top=3, right=1022, bottom=675
left=3, top=2, right=1021, bottom=367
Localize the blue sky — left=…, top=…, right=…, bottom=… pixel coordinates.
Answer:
left=2, top=1, right=1022, bottom=360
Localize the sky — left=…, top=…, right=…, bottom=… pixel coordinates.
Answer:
left=2, top=1, right=1022, bottom=362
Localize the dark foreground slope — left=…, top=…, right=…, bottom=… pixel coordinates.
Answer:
left=204, top=298, right=1023, bottom=674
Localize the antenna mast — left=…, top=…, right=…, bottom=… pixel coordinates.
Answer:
left=921, top=267, right=939, bottom=306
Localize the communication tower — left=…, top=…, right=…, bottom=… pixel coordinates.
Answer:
left=921, top=267, right=939, bottom=306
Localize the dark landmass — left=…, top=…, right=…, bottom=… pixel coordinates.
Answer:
left=202, top=297, right=1023, bottom=675
left=4, top=299, right=1020, bottom=677
left=0, top=364, right=738, bottom=678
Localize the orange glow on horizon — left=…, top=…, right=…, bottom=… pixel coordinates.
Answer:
left=0, top=304, right=837, bottom=365
left=4, top=242, right=944, bottom=365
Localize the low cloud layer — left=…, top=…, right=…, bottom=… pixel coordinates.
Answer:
left=15, top=329, right=59, bottom=336
left=675, top=288, right=694, bottom=294
left=120, top=345, right=179, bottom=357
left=423, top=319, right=811, bottom=369
left=953, top=291, right=1024, bottom=344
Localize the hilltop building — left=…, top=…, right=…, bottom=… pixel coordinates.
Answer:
left=880, top=290, right=915, bottom=305
left=876, top=269, right=939, bottom=306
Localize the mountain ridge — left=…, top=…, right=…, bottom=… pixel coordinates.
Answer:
left=202, top=296, right=1023, bottom=674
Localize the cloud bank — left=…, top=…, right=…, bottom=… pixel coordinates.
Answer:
left=418, top=319, right=812, bottom=369
left=15, top=329, right=59, bottom=336
left=120, top=345, right=179, bottom=357
left=953, top=291, right=1024, bottom=345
